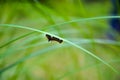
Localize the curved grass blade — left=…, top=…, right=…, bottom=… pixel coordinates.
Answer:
left=0, top=31, right=35, bottom=48
left=57, top=59, right=120, bottom=80
left=68, top=38, right=120, bottom=46
left=42, top=16, right=120, bottom=29
left=0, top=44, right=63, bottom=74
left=1, top=37, right=119, bottom=76
left=0, top=16, right=120, bottom=73
left=0, top=35, right=45, bottom=59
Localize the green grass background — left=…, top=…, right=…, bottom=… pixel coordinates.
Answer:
left=0, top=0, right=120, bottom=80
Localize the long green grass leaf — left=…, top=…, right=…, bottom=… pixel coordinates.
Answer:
left=0, top=44, right=62, bottom=74
left=58, top=59, right=120, bottom=80
left=0, top=16, right=120, bottom=73
left=42, top=16, right=120, bottom=29
left=0, top=31, right=35, bottom=48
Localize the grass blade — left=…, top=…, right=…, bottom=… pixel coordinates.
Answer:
left=0, top=31, right=35, bottom=48
left=0, top=16, right=120, bottom=73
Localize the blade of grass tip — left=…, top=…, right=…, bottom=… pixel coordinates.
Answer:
left=0, top=31, right=35, bottom=48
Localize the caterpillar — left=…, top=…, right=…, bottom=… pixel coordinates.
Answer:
left=46, top=34, right=63, bottom=43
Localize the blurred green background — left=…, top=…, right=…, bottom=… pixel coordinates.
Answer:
left=0, top=0, right=120, bottom=80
